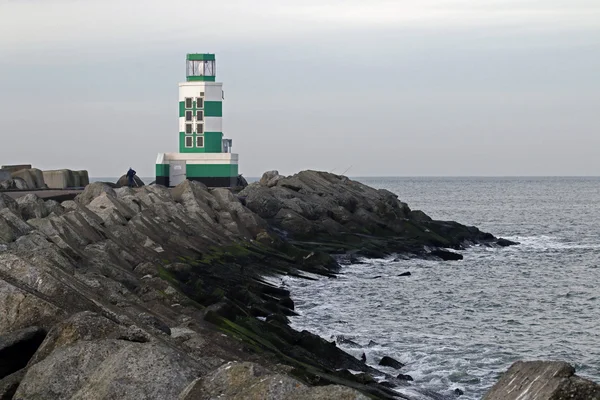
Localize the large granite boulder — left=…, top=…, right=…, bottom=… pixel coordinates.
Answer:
left=179, top=361, right=369, bottom=400
left=0, top=326, right=46, bottom=379
left=16, top=194, right=48, bottom=220
left=483, top=361, right=600, bottom=400
left=0, top=193, right=19, bottom=214
left=15, top=339, right=203, bottom=400
left=75, top=182, right=116, bottom=206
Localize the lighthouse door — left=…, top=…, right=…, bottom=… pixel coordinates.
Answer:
left=169, top=161, right=187, bottom=187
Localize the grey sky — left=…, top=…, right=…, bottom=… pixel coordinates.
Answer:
left=1, top=0, right=599, bottom=177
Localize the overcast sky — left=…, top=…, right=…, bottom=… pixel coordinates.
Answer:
left=1, top=0, right=599, bottom=177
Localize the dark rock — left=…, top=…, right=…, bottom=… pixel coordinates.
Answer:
left=237, top=175, right=248, bottom=188
left=336, top=336, right=361, bottom=348
left=454, top=388, right=464, bottom=396
left=0, top=369, right=25, bottom=400
left=0, top=327, right=46, bottom=379
left=398, top=271, right=411, bottom=277
left=379, top=356, right=405, bottom=369
left=397, top=374, right=414, bottom=381
left=279, top=296, right=295, bottom=310
left=497, top=238, right=518, bottom=247
left=431, top=249, right=463, bottom=261
left=266, top=313, right=289, bottom=325
left=483, top=361, right=600, bottom=400
left=379, top=381, right=396, bottom=388
left=116, top=174, right=145, bottom=188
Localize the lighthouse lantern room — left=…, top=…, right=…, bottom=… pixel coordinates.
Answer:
left=156, top=53, right=239, bottom=187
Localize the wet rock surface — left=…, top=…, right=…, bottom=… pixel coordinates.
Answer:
left=0, top=170, right=527, bottom=399
left=483, top=361, right=600, bottom=400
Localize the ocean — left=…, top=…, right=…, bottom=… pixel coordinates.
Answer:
left=284, top=177, right=600, bottom=399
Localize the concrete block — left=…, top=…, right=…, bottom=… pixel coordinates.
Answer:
left=0, top=170, right=11, bottom=182
left=29, top=168, right=46, bottom=188
left=1, top=165, right=31, bottom=173
left=42, top=170, right=71, bottom=189
left=75, top=171, right=90, bottom=186
left=10, top=169, right=36, bottom=189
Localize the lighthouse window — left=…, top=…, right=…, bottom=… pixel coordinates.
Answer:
left=185, top=136, right=193, bottom=148
left=185, top=98, right=193, bottom=109
left=196, top=123, right=204, bottom=134
left=196, top=98, right=204, bottom=108
left=196, top=110, right=204, bottom=121
left=196, top=136, right=204, bottom=148
left=185, top=111, right=193, bottom=121
left=185, top=124, right=193, bottom=134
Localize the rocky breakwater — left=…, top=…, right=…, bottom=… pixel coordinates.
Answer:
left=0, top=170, right=521, bottom=399
left=240, top=170, right=514, bottom=261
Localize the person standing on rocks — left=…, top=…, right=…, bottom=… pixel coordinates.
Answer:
left=126, top=167, right=137, bottom=188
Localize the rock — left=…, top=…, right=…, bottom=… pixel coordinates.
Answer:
left=116, top=174, right=145, bottom=188
left=398, top=271, right=411, bottom=277
left=237, top=174, right=248, bottom=188
left=454, top=388, right=464, bottom=396
left=0, top=208, right=33, bottom=243
left=178, top=361, right=369, bottom=400
left=27, top=311, right=144, bottom=366
left=75, top=182, right=116, bottom=206
left=483, top=361, right=600, bottom=400
left=379, top=356, right=405, bottom=370
left=0, top=327, right=46, bottom=378
left=16, top=340, right=202, bottom=400
left=397, top=374, right=414, bottom=381
left=0, top=194, right=19, bottom=214
left=16, top=194, right=48, bottom=220
left=12, top=178, right=29, bottom=190
left=0, top=278, right=66, bottom=333
left=259, top=170, right=284, bottom=187
left=430, top=249, right=463, bottom=261
left=0, top=369, right=25, bottom=400
left=497, top=238, right=519, bottom=247
left=44, top=200, right=64, bottom=216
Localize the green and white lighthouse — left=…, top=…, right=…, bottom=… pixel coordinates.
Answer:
left=156, top=53, right=239, bottom=187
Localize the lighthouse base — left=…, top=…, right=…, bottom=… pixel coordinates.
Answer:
left=155, top=153, right=239, bottom=188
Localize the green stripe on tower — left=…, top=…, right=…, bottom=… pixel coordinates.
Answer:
left=187, top=164, right=238, bottom=178
left=179, top=101, right=185, bottom=118
left=204, top=102, right=222, bottom=117
left=156, top=164, right=169, bottom=177
left=186, top=76, right=216, bottom=82
left=186, top=54, right=215, bottom=61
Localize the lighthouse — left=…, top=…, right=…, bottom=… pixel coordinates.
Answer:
left=156, top=53, right=239, bottom=187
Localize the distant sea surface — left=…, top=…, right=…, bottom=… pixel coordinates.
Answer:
left=283, top=177, right=600, bottom=399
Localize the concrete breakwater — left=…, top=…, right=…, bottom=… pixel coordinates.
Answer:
left=0, top=165, right=89, bottom=190
left=0, top=170, right=597, bottom=399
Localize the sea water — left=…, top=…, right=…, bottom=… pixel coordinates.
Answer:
left=286, top=177, right=600, bottom=399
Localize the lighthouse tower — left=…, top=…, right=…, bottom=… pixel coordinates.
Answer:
left=156, top=53, right=239, bottom=187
